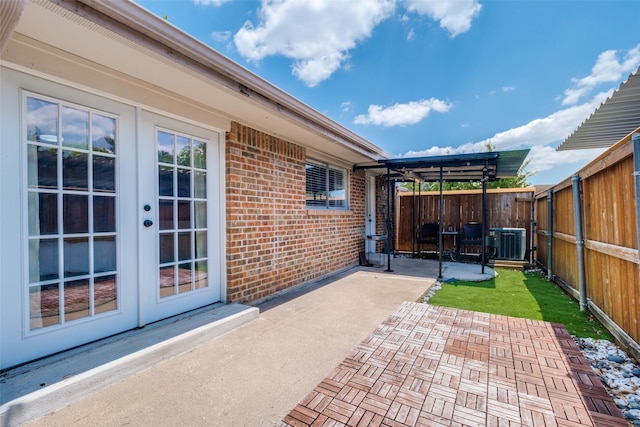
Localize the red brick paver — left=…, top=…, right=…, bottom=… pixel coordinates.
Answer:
left=281, top=302, right=628, bottom=427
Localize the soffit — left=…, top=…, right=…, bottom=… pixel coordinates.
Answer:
left=558, top=67, right=640, bottom=151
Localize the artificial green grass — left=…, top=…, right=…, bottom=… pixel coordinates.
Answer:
left=427, top=268, right=612, bottom=340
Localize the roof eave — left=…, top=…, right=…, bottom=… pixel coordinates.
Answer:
left=76, top=0, right=389, bottom=161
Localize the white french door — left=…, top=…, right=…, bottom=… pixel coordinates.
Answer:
left=138, top=111, right=222, bottom=325
left=0, top=88, right=140, bottom=369
left=0, top=70, right=224, bottom=369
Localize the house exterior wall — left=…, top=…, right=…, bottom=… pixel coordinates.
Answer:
left=0, top=1, right=380, bottom=368
left=226, top=122, right=366, bottom=302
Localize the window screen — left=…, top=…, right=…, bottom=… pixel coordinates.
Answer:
left=306, top=160, right=347, bottom=209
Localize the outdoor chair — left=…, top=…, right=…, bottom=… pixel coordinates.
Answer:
left=417, top=222, right=439, bottom=252
left=459, top=222, right=484, bottom=254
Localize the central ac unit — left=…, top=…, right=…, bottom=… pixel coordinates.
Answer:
left=488, top=228, right=526, bottom=260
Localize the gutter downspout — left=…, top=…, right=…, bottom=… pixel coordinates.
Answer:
left=633, top=134, right=640, bottom=272
left=547, top=189, right=553, bottom=280
left=572, top=175, right=588, bottom=311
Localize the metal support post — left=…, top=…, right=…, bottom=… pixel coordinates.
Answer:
left=572, top=175, right=587, bottom=311
left=438, top=167, right=444, bottom=279
left=481, top=164, right=487, bottom=274
left=386, top=168, right=393, bottom=272
left=547, top=188, right=553, bottom=280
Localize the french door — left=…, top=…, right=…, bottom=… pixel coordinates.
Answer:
left=1, top=78, right=223, bottom=369
left=139, top=111, right=221, bottom=325
left=5, top=91, right=140, bottom=369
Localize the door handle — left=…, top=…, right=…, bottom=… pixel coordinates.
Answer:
left=143, top=219, right=153, bottom=227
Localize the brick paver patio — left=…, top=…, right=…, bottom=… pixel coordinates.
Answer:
left=281, top=302, right=627, bottom=426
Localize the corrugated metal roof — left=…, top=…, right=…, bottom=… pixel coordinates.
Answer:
left=557, top=67, right=640, bottom=151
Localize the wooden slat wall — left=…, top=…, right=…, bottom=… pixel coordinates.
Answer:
left=534, top=131, right=640, bottom=345
left=396, top=188, right=534, bottom=255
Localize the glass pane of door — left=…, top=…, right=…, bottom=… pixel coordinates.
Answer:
left=156, top=129, right=208, bottom=298
left=26, top=95, right=118, bottom=331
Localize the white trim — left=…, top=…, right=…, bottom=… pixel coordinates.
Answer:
left=305, top=146, right=354, bottom=170
left=135, top=106, right=145, bottom=327
left=2, top=60, right=229, bottom=136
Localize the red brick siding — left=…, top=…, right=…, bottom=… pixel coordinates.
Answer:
left=226, top=122, right=366, bottom=303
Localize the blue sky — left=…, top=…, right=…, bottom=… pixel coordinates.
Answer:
left=136, top=0, right=640, bottom=185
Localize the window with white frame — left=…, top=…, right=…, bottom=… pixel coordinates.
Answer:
left=25, top=94, right=118, bottom=330
left=305, top=159, right=347, bottom=209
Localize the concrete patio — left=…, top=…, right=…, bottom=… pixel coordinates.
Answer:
left=0, top=258, right=626, bottom=426
left=2, top=258, right=438, bottom=426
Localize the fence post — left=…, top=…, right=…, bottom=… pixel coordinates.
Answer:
left=530, top=195, right=535, bottom=265
left=547, top=188, right=553, bottom=280
left=572, top=175, right=587, bottom=311
left=633, top=134, right=640, bottom=264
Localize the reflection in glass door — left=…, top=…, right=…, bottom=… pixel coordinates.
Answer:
left=25, top=95, right=118, bottom=331
left=156, top=129, right=209, bottom=299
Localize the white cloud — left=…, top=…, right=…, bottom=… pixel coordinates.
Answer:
left=562, top=44, right=640, bottom=105
left=502, top=86, right=515, bottom=92
left=340, top=101, right=353, bottom=113
left=211, top=31, right=232, bottom=43
left=399, top=90, right=612, bottom=178
left=407, top=28, right=415, bottom=41
left=524, top=145, right=605, bottom=176
left=476, top=94, right=609, bottom=151
left=194, top=0, right=231, bottom=5
left=354, top=98, right=453, bottom=126
left=402, top=0, right=481, bottom=37
left=397, top=44, right=640, bottom=181
left=233, top=0, right=396, bottom=87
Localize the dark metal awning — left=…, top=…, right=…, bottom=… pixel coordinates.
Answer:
left=558, top=66, right=640, bottom=151
left=354, top=149, right=530, bottom=182
left=355, top=148, right=530, bottom=278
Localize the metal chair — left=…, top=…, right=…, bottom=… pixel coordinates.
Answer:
left=459, top=222, right=483, bottom=254
left=417, top=222, right=439, bottom=253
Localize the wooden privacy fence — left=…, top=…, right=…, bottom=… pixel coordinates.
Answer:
left=535, top=131, right=640, bottom=360
left=396, top=187, right=535, bottom=257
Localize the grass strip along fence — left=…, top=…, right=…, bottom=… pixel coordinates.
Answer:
left=427, top=268, right=612, bottom=340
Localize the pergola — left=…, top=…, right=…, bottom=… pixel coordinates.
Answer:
left=355, top=149, right=530, bottom=278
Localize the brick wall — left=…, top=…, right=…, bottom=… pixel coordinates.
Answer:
left=226, top=122, right=367, bottom=303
